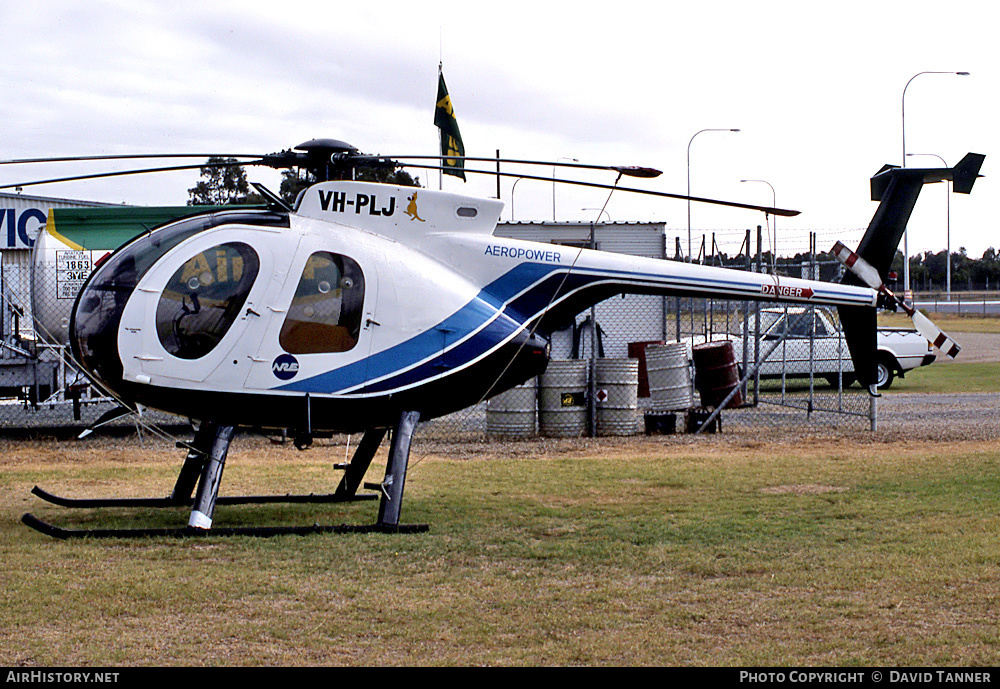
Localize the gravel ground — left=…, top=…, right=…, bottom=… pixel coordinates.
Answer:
left=877, top=391, right=1000, bottom=440
left=865, top=330, right=1000, bottom=441
left=935, top=331, right=1000, bottom=364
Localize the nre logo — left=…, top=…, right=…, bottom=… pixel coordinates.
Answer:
left=272, top=353, right=300, bottom=380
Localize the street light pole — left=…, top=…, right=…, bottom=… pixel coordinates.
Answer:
left=510, top=176, right=525, bottom=221
left=740, top=179, right=776, bottom=272
left=687, top=128, right=739, bottom=261
left=900, top=70, right=969, bottom=301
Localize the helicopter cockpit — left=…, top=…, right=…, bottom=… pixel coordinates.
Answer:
left=72, top=210, right=289, bottom=387
left=155, top=242, right=260, bottom=360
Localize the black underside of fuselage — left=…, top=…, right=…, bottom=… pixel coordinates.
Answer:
left=114, top=334, right=550, bottom=434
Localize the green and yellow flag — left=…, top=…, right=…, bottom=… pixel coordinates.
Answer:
left=434, top=70, right=465, bottom=180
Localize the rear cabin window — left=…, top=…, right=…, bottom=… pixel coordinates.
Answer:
left=156, top=242, right=260, bottom=360
left=279, top=252, right=365, bottom=354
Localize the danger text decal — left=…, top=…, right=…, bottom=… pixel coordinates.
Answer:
left=760, top=283, right=814, bottom=300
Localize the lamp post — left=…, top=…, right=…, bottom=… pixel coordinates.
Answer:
left=687, top=128, right=739, bottom=261
left=552, top=157, right=578, bottom=221
left=740, top=179, right=776, bottom=272
left=908, top=153, right=952, bottom=299
left=510, top=176, right=526, bottom=221
left=900, top=70, right=969, bottom=301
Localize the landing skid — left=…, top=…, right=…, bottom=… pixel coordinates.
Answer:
left=29, top=485, right=378, bottom=509
left=21, top=513, right=427, bottom=539
left=23, top=411, right=428, bottom=539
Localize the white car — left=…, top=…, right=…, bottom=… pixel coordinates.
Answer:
left=697, top=306, right=936, bottom=389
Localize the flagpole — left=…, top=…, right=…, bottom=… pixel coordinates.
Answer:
left=438, top=62, right=443, bottom=191
left=434, top=63, right=466, bottom=186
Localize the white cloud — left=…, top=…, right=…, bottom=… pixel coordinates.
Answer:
left=2, top=0, right=997, bottom=257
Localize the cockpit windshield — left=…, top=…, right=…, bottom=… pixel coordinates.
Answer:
left=156, top=242, right=259, bottom=359
left=71, top=210, right=288, bottom=385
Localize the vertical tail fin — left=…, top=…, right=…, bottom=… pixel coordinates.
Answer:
left=838, top=153, right=985, bottom=387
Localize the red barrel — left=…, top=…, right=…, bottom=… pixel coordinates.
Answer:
left=692, top=340, right=743, bottom=409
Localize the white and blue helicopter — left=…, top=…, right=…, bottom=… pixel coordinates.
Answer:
left=2, top=140, right=984, bottom=537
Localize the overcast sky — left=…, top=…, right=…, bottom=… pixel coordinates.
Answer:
left=2, top=0, right=996, bottom=260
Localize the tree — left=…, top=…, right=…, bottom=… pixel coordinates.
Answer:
left=187, top=157, right=261, bottom=206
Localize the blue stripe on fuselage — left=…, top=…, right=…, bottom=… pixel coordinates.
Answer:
left=274, top=259, right=862, bottom=395
left=275, top=262, right=560, bottom=394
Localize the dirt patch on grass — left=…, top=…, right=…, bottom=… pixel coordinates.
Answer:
left=760, top=484, right=849, bottom=495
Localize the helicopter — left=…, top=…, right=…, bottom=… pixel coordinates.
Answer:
left=1, top=138, right=984, bottom=538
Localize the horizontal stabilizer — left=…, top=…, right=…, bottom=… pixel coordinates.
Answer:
left=860, top=152, right=985, bottom=281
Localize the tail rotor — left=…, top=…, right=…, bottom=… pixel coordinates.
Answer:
left=833, top=240, right=961, bottom=359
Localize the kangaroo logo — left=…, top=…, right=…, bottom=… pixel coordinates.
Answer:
left=405, top=192, right=425, bottom=222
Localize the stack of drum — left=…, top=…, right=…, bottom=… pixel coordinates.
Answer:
left=487, top=357, right=643, bottom=438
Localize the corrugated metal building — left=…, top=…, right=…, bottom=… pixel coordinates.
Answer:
left=0, top=192, right=115, bottom=403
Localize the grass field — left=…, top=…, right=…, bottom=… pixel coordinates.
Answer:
left=1, top=311, right=996, bottom=666
left=885, top=361, right=1000, bottom=394
left=2, top=431, right=998, bottom=666
left=878, top=312, right=1000, bottom=334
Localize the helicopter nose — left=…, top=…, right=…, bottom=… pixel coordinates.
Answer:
left=71, top=251, right=138, bottom=388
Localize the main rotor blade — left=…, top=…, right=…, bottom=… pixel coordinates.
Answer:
left=0, top=153, right=261, bottom=166
left=398, top=162, right=801, bottom=217
left=367, top=154, right=662, bottom=178
left=0, top=159, right=261, bottom=190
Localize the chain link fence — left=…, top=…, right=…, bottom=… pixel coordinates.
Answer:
left=2, top=228, right=875, bottom=440
left=426, top=228, right=876, bottom=440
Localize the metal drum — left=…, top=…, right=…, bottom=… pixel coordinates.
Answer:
left=596, top=358, right=639, bottom=436
left=627, top=340, right=665, bottom=398
left=539, top=359, right=588, bottom=437
left=692, top=340, right=744, bottom=409
left=486, top=380, right=537, bottom=438
left=645, top=342, right=694, bottom=411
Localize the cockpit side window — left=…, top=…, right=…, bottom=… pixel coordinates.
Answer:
left=279, top=252, right=365, bottom=354
left=156, top=242, right=260, bottom=360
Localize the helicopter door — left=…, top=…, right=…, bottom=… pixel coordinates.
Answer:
left=242, top=247, right=375, bottom=394
left=119, top=233, right=273, bottom=386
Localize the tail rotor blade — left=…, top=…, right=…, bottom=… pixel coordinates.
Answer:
left=832, top=241, right=883, bottom=290
left=834, top=240, right=961, bottom=358
left=911, top=310, right=961, bottom=359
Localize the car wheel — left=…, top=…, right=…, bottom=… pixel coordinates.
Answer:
left=876, top=358, right=894, bottom=389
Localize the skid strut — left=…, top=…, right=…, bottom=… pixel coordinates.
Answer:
left=376, top=410, right=420, bottom=528
left=187, top=422, right=235, bottom=530
left=23, top=412, right=428, bottom=538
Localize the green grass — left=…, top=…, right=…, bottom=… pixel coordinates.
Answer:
left=2, top=434, right=998, bottom=666
left=886, top=362, right=1000, bottom=393
left=879, top=312, right=1000, bottom=334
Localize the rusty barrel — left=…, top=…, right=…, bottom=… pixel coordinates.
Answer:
left=692, top=340, right=743, bottom=409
